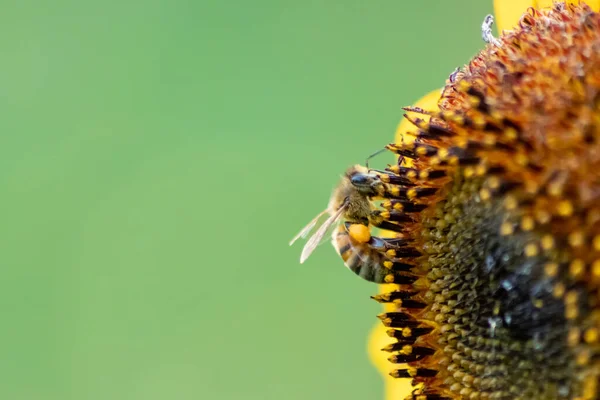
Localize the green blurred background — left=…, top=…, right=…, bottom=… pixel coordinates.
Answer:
left=1, top=1, right=493, bottom=399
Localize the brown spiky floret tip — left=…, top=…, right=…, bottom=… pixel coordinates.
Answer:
left=374, top=3, right=600, bottom=400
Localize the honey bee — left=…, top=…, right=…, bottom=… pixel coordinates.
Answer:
left=290, top=164, right=421, bottom=283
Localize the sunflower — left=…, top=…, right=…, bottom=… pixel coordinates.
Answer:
left=367, top=1, right=600, bottom=399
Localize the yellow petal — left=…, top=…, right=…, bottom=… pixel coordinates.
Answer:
left=370, top=92, right=442, bottom=399
left=536, top=0, right=600, bottom=10
left=368, top=311, right=414, bottom=400
left=534, top=0, right=557, bottom=6
left=494, top=0, right=534, bottom=32
left=373, top=90, right=441, bottom=400
left=377, top=89, right=441, bottom=400
left=495, top=0, right=600, bottom=32
left=585, top=0, right=600, bottom=11
left=394, top=89, right=442, bottom=146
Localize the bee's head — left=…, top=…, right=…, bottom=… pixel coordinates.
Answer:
left=346, top=165, right=381, bottom=195
left=328, top=165, right=381, bottom=213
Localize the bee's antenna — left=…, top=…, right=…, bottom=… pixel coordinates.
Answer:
left=365, top=148, right=387, bottom=169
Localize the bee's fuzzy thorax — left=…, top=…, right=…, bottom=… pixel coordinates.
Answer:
left=372, top=3, right=600, bottom=400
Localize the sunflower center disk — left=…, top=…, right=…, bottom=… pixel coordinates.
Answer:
left=366, top=4, right=600, bottom=400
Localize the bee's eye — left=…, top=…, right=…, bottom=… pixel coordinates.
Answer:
left=350, top=173, right=371, bottom=187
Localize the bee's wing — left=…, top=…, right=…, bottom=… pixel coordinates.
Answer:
left=300, top=204, right=347, bottom=263
left=289, top=209, right=328, bottom=246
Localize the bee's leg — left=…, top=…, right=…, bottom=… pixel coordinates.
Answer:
left=481, top=14, right=501, bottom=46
left=367, top=237, right=416, bottom=273
left=368, top=235, right=411, bottom=251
